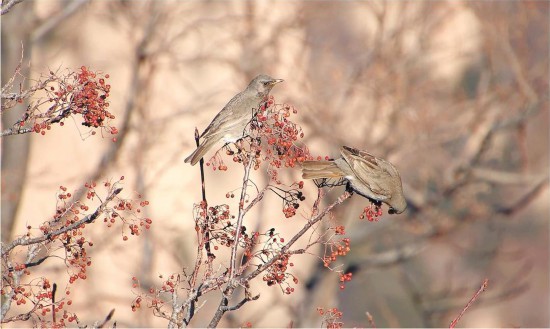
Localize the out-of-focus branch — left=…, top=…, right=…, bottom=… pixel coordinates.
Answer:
left=495, top=177, right=549, bottom=216
left=1, top=0, right=23, bottom=15
left=31, top=0, right=89, bottom=43
left=1, top=0, right=34, bottom=243
left=96, top=309, right=115, bottom=328
left=358, top=242, right=426, bottom=268
left=470, top=168, right=547, bottom=185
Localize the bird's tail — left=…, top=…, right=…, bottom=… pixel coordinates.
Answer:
left=184, top=138, right=217, bottom=166
left=301, top=160, right=345, bottom=179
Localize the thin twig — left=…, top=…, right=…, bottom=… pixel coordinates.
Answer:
left=448, top=279, right=488, bottom=328
left=366, top=312, right=377, bottom=329
left=228, top=146, right=256, bottom=279
left=96, top=309, right=115, bottom=328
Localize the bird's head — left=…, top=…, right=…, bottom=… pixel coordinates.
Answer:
left=387, top=181, right=407, bottom=214
left=249, top=74, right=284, bottom=97
left=388, top=195, right=407, bottom=214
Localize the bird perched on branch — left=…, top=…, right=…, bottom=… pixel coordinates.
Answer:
left=185, top=74, right=284, bottom=165
left=301, top=146, right=407, bottom=214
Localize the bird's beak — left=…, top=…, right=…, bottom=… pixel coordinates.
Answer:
left=270, top=79, right=284, bottom=85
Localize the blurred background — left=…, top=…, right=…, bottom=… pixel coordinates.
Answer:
left=1, top=1, right=548, bottom=327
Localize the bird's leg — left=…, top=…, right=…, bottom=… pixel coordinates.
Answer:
left=367, top=197, right=382, bottom=208
left=344, top=182, right=355, bottom=195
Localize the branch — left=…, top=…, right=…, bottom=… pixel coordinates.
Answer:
left=1, top=244, right=41, bottom=319
left=220, top=294, right=259, bottom=312
left=69, top=7, right=158, bottom=203
left=229, top=146, right=256, bottom=279
left=96, top=308, right=115, bottom=328
left=244, top=191, right=352, bottom=283
left=358, top=242, right=425, bottom=268
left=449, top=279, right=488, bottom=328
left=1, top=187, right=122, bottom=256
left=1, top=0, right=23, bottom=15
left=207, top=192, right=351, bottom=328
left=495, top=177, right=549, bottom=216
left=366, top=311, right=377, bottom=329
left=31, top=0, right=89, bottom=43
left=0, top=127, right=33, bottom=137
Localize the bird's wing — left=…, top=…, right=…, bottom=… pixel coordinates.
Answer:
left=199, top=91, right=246, bottom=138
left=340, top=146, right=392, bottom=198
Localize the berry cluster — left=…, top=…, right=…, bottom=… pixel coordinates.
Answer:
left=131, top=273, right=184, bottom=315
left=1, top=180, right=149, bottom=326
left=359, top=203, right=383, bottom=222
left=317, top=307, right=344, bottom=329
left=205, top=97, right=312, bottom=176
left=100, top=178, right=153, bottom=241
left=254, top=96, right=312, bottom=175
left=323, top=237, right=351, bottom=268
left=262, top=253, right=298, bottom=294
left=73, top=67, right=113, bottom=128
left=2, top=265, right=79, bottom=326
left=338, top=272, right=353, bottom=290
left=21, top=67, right=117, bottom=139
left=270, top=181, right=306, bottom=219
left=194, top=202, right=236, bottom=253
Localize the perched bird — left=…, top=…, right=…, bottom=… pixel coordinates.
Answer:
left=301, top=146, right=407, bottom=214
left=185, top=74, right=284, bottom=165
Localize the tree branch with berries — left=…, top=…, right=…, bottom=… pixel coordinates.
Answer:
left=130, top=97, right=379, bottom=328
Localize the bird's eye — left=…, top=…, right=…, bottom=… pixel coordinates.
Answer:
left=263, top=81, right=269, bottom=86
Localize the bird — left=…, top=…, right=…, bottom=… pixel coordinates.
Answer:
left=185, top=74, right=284, bottom=166
left=301, top=146, right=407, bottom=214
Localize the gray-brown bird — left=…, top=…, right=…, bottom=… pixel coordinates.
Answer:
left=185, top=74, right=284, bottom=165
left=301, top=146, right=407, bottom=214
